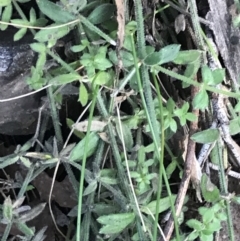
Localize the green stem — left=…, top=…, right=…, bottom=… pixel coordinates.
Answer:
left=76, top=85, right=99, bottom=240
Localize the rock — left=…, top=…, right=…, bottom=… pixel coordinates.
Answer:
left=0, top=28, right=42, bottom=135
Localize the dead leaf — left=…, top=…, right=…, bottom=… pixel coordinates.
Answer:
left=174, top=14, right=186, bottom=34
left=115, top=0, right=125, bottom=50
left=115, top=0, right=125, bottom=70
left=98, top=132, right=109, bottom=143
left=73, top=120, right=107, bottom=132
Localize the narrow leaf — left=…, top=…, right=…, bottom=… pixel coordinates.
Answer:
left=49, top=73, right=80, bottom=85
left=36, top=0, right=75, bottom=23
left=191, top=129, right=219, bottom=144
left=97, top=213, right=135, bottom=234
left=69, top=132, right=100, bottom=162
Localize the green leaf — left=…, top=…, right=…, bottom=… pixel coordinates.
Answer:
left=36, top=52, right=46, bottom=70
left=14, top=27, right=27, bottom=41
left=234, top=101, right=240, bottom=112
left=0, top=3, right=12, bottom=30
left=29, top=7, right=36, bottom=24
left=30, top=43, right=46, bottom=53
left=191, top=129, right=219, bottom=144
left=229, top=117, right=240, bottom=135
left=0, top=0, right=10, bottom=7
left=88, top=3, right=115, bottom=24
left=144, top=44, right=180, bottom=66
left=144, top=52, right=162, bottom=66
left=201, top=208, right=214, bottom=224
left=49, top=73, right=80, bottom=85
left=205, top=222, right=221, bottom=232
left=199, top=232, right=213, bottom=241
left=97, top=213, right=135, bottom=234
left=92, top=203, right=119, bottom=216
left=141, top=195, right=177, bottom=214
left=116, top=121, right=133, bottom=151
left=192, top=89, right=209, bottom=111
left=109, top=50, right=134, bottom=68
left=130, top=171, right=141, bottom=178
left=212, top=68, right=225, bottom=85
left=17, top=222, right=34, bottom=237
left=66, top=118, right=85, bottom=139
left=0, top=155, right=19, bottom=168
left=186, top=113, right=197, bottom=122
left=158, top=44, right=181, bottom=65
left=36, top=0, right=75, bottom=23
left=186, top=219, right=204, bottom=231
left=202, top=65, right=214, bottom=85
left=3, top=196, right=12, bottom=222
left=69, top=132, right=99, bottom=162
left=94, top=55, right=112, bottom=70
left=34, top=25, right=70, bottom=46
left=200, top=174, right=220, bottom=202
left=78, top=83, right=88, bottom=106
left=187, top=231, right=199, bottom=241
left=173, top=50, right=202, bottom=65
left=166, top=159, right=177, bottom=179
left=83, top=180, right=97, bottom=196
left=94, top=71, right=111, bottom=85
left=71, top=45, right=86, bottom=53
left=100, top=176, right=118, bottom=185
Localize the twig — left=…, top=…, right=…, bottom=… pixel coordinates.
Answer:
left=163, top=0, right=212, bottom=26
left=163, top=82, right=199, bottom=240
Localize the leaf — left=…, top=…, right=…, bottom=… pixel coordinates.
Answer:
left=173, top=50, right=202, bottom=65
left=71, top=44, right=86, bottom=53
left=192, top=89, right=209, bottom=111
left=34, top=25, right=70, bottom=45
left=187, top=232, right=199, bottom=241
left=30, top=43, right=46, bottom=53
left=18, top=203, right=46, bottom=222
left=78, top=82, right=88, bottom=106
left=97, top=213, right=135, bottom=234
left=3, top=196, right=13, bottom=222
left=141, top=195, right=177, bottom=214
left=212, top=68, right=225, bottom=85
left=49, top=73, right=80, bottom=85
left=88, top=3, right=115, bottom=24
left=0, top=0, right=10, bottom=7
left=108, top=49, right=134, bottom=68
left=74, top=120, right=107, bottom=132
left=144, top=44, right=180, bottom=66
left=115, top=0, right=125, bottom=50
left=14, top=28, right=27, bottom=41
left=69, top=132, right=100, bottom=162
left=29, top=7, right=36, bottom=24
left=16, top=222, right=34, bottom=237
left=94, top=55, right=113, bottom=70
left=229, top=117, right=240, bottom=135
left=94, top=71, right=112, bottom=85
left=191, top=129, right=219, bottom=144
left=201, top=174, right=220, bottom=203
left=83, top=180, right=97, bottom=196
left=0, top=3, right=12, bottom=30
left=116, top=121, right=133, bottom=151
left=36, top=0, right=75, bottom=23
left=31, top=226, right=48, bottom=241
left=144, top=52, right=161, bottom=65
left=186, top=219, right=204, bottom=231
left=66, top=118, right=85, bottom=139
left=93, top=203, right=119, bottom=216
left=158, top=44, right=181, bottom=65
left=0, top=155, right=19, bottom=168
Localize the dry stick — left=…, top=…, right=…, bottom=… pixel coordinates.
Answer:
left=212, top=92, right=240, bottom=166
left=163, top=85, right=199, bottom=240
